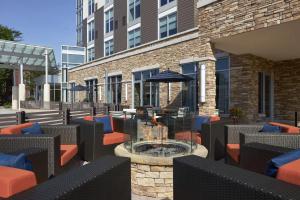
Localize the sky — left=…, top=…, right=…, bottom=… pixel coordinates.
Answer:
left=0, top=0, right=76, bottom=65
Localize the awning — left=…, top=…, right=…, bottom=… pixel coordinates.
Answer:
left=212, top=19, right=300, bottom=61
left=0, top=39, right=57, bottom=71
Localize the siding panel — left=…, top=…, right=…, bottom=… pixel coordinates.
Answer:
left=178, top=0, right=195, bottom=32
left=114, top=0, right=127, bottom=52
left=95, top=8, right=104, bottom=59
left=141, top=0, right=158, bottom=44
left=82, top=18, right=87, bottom=48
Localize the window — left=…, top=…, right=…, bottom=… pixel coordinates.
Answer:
left=105, top=39, right=114, bottom=56
left=87, top=47, right=95, bottom=61
left=77, top=27, right=82, bottom=45
left=133, top=69, right=159, bottom=107
left=107, top=75, right=122, bottom=104
left=129, top=0, right=141, bottom=22
left=159, top=12, right=177, bottom=39
left=128, top=28, right=141, bottom=48
left=88, top=20, right=95, bottom=42
left=105, top=8, right=114, bottom=33
left=160, top=0, right=175, bottom=7
left=85, top=79, right=98, bottom=102
left=88, top=0, right=95, bottom=16
left=181, top=63, right=198, bottom=112
left=258, top=72, right=272, bottom=117
left=216, top=57, right=230, bottom=114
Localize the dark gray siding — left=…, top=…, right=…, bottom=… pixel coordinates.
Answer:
left=95, top=8, right=104, bottom=59
left=178, top=0, right=195, bottom=32
left=114, top=0, right=127, bottom=53
left=82, top=18, right=87, bottom=48
left=141, top=0, right=158, bottom=44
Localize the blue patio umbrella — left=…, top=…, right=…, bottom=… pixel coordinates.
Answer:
left=145, top=69, right=194, bottom=104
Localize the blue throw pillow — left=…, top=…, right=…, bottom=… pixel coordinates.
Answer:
left=266, top=148, right=300, bottom=177
left=95, top=116, right=113, bottom=134
left=192, top=116, right=210, bottom=132
left=21, top=123, right=44, bottom=135
left=260, top=124, right=281, bottom=133
left=0, top=153, right=33, bottom=171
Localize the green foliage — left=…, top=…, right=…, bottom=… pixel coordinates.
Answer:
left=229, top=107, right=244, bottom=124
left=3, top=102, right=12, bottom=109
left=0, top=25, right=22, bottom=41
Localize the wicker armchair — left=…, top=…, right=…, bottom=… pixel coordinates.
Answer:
left=0, top=125, right=80, bottom=177
left=71, top=118, right=137, bottom=161
left=174, top=155, right=300, bottom=200
left=1, top=148, right=48, bottom=183
left=2, top=156, right=131, bottom=200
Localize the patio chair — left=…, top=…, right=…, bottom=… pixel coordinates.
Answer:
left=174, top=155, right=300, bottom=200
left=71, top=116, right=137, bottom=161
left=0, top=124, right=80, bottom=177
left=1, top=156, right=131, bottom=200
left=225, top=124, right=300, bottom=165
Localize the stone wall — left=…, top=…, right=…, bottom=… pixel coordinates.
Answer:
left=69, top=30, right=216, bottom=115
left=131, top=163, right=173, bottom=199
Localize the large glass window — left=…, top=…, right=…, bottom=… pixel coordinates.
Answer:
left=181, top=63, right=198, bottom=112
left=129, top=0, right=141, bottom=22
left=133, top=69, right=159, bottom=107
left=258, top=72, right=272, bottom=117
left=87, top=47, right=95, bottom=62
left=159, top=13, right=177, bottom=39
left=88, top=0, right=95, bottom=16
left=85, top=79, right=98, bottom=102
left=107, top=75, right=122, bottom=104
left=105, top=39, right=114, bottom=56
left=128, top=28, right=141, bottom=48
left=88, top=20, right=95, bottom=42
left=105, top=8, right=114, bottom=33
left=216, top=57, right=230, bottom=114
left=160, top=0, right=175, bottom=7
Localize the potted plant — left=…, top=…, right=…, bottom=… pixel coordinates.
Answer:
left=229, top=107, right=243, bottom=124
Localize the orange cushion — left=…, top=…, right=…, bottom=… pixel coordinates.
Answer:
left=103, top=132, right=130, bottom=145
left=175, top=131, right=201, bottom=144
left=0, top=166, right=37, bottom=198
left=60, top=145, right=78, bottom=166
left=269, top=122, right=300, bottom=134
left=210, top=115, right=220, bottom=122
left=277, top=159, right=300, bottom=186
left=227, top=144, right=240, bottom=163
left=83, top=116, right=93, bottom=121
left=0, top=123, right=33, bottom=135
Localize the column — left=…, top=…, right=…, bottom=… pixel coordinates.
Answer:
left=18, top=61, right=26, bottom=110
left=43, top=49, right=51, bottom=109
left=12, top=69, right=19, bottom=109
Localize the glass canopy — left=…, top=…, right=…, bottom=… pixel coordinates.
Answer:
left=0, top=40, right=57, bottom=71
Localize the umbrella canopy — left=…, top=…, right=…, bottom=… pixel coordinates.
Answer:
left=69, top=84, right=87, bottom=91
left=145, top=69, right=194, bottom=83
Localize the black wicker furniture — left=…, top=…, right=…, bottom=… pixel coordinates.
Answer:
left=2, top=156, right=131, bottom=200
left=174, top=155, right=300, bottom=200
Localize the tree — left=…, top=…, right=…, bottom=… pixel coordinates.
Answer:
left=0, top=25, right=23, bottom=105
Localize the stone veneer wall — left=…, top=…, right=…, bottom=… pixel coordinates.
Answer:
left=69, top=30, right=216, bottom=116
left=131, top=163, right=173, bottom=199
left=274, top=59, right=300, bottom=120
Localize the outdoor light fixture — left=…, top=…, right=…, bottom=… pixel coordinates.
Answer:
left=200, top=64, right=206, bottom=103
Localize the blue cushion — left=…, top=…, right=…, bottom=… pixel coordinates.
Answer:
left=260, top=124, right=281, bottom=133
left=95, top=116, right=113, bottom=134
left=21, top=123, right=44, bottom=135
left=192, top=116, right=210, bottom=132
left=0, top=153, right=33, bottom=171
left=266, top=148, right=300, bottom=177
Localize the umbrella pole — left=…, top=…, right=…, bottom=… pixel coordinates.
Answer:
left=167, top=83, right=170, bottom=105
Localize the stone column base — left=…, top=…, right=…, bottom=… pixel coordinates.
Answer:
left=12, top=86, right=19, bottom=110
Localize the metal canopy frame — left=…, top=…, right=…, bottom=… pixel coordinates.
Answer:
left=0, top=39, right=57, bottom=71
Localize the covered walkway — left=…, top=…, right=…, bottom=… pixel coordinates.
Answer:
left=0, top=40, right=57, bottom=109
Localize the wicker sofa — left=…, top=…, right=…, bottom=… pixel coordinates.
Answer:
left=1, top=156, right=131, bottom=200
left=71, top=117, right=137, bottom=161
left=225, top=124, right=300, bottom=164
left=174, top=155, right=300, bottom=200
left=0, top=124, right=80, bottom=177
